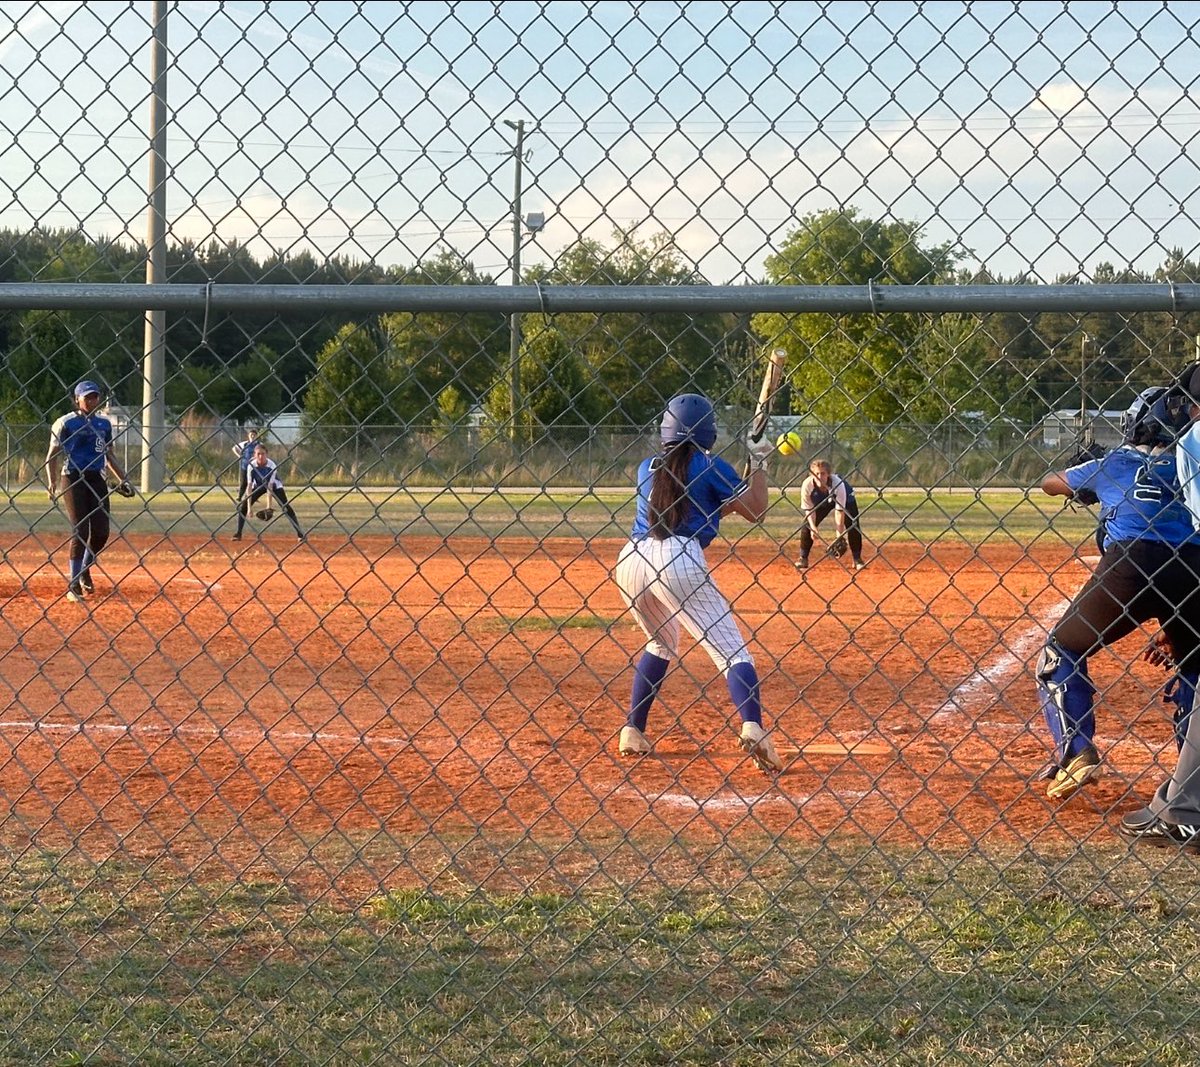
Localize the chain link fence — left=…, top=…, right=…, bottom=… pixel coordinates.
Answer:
left=3, top=2, right=1200, bottom=1063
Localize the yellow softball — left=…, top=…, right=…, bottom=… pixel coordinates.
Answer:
left=776, top=431, right=802, bottom=457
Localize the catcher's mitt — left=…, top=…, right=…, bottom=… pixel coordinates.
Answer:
left=255, top=507, right=275, bottom=522
left=111, top=480, right=135, bottom=498
left=1069, top=441, right=1107, bottom=466
left=828, top=535, right=848, bottom=558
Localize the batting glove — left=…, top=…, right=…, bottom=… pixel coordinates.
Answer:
left=746, top=435, right=773, bottom=471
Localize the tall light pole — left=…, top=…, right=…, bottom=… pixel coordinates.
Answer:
left=1080, top=332, right=1092, bottom=443
left=504, top=119, right=525, bottom=443
left=142, top=0, right=168, bottom=492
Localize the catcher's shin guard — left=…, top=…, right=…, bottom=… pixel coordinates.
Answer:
left=1036, top=641, right=1095, bottom=763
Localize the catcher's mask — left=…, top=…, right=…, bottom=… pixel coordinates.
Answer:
left=1122, top=386, right=1189, bottom=447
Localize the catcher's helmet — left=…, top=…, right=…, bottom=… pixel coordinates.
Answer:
left=660, top=393, right=717, bottom=450
left=1121, top=386, right=1188, bottom=446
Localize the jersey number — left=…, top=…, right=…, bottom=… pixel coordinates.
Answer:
left=1132, top=459, right=1175, bottom=503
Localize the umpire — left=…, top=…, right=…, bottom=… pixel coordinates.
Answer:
left=45, top=380, right=134, bottom=603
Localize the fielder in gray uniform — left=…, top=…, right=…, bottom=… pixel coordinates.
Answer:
left=1120, top=363, right=1200, bottom=849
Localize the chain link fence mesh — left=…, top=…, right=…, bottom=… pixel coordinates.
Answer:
left=3, top=2, right=1200, bottom=1063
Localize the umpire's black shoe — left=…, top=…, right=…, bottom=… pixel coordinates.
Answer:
left=1118, top=816, right=1200, bottom=849
left=1119, top=806, right=1157, bottom=834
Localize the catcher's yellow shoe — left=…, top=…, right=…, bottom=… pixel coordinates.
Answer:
left=1046, top=745, right=1101, bottom=800
left=618, top=725, right=651, bottom=757
left=740, top=722, right=785, bottom=773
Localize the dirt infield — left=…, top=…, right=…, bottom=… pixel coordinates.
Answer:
left=0, top=531, right=1179, bottom=887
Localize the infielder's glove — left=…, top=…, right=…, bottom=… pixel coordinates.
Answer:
left=255, top=507, right=274, bottom=522
left=1072, top=487, right=1100, bottom=507
left=828, top=535, right=848, bottom=558
left=112, top=480, right=136, bottom=498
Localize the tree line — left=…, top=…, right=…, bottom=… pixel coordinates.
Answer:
left=4, top=212, right=1200, bottom=436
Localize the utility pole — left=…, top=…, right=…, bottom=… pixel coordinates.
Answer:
left=1080, top=332, right=1091, bottom=444
left=142, top=0, right=168, bottom=492
left=504, top=119, right=525, bottom=443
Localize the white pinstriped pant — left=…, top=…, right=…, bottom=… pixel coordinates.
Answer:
left=615, top=536, right=752, bottom=674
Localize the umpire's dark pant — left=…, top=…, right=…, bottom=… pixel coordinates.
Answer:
left=1052, top=541, right=1200, bottom=673
left=62, top=470, right=110, bottom=565
left=799, top=497, right=863, bottom=561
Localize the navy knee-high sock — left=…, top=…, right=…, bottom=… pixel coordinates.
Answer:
left=628, top=652, right=670, bottom=731
left=726, top=661, right=762, bottom=725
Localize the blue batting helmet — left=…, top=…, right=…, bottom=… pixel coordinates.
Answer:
left=74, top=380, right=102, bottom=400
left=1121, top=386, right=1188, bottom=446
left=660, top=393, right=717, bottom=450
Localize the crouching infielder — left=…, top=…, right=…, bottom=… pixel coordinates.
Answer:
left=235, top=443, right=304, bottom=541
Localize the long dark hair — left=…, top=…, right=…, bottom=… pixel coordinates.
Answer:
left=648, top=441, right=697, bottom=539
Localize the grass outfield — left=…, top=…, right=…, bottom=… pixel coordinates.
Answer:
left=2, top=840, right=1197, bottom=1066
left=2, top=486, right=1099, bottom=545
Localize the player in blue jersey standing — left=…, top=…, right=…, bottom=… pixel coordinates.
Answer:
left=1037, top=386, right=1200, bottom=801
left=234, top=443, right=305, bottom=542
left=613, top=392, right=785, bottom=773
left=44, top=380, right=134, bottom=603
left=231, top=427, right=260, bottom=502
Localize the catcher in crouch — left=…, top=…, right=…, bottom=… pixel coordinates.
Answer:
left=794, top=458, right=866, bottom=571
left=234, top=443, right=305, bottom=542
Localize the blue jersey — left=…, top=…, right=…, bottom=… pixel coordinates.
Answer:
left=630, top=451, right=744, bottom=548
left=246, top=459, right=284, bottom=494
left=49, top=411, right=113, bottom=474
left=236, top=440, right=257, bottom=470
left=1065, top=446, right=1196, bottom=548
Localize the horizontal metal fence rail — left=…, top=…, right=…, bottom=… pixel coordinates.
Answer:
left=5, top=281, right=1200, bottom=314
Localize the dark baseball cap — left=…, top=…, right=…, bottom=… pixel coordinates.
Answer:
left=1184, top=362, right=1200, bottom=402
left=74, top=380, right=102, bottom=399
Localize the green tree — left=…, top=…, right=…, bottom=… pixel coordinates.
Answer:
left=753, top=208, right=959, bottom=424
left=167, top=344, right=283, bottom=422
left=303, top=322, right=402, bottom=447
left=378, top=251, right=507, bottom=417
left=532, top=231, right=737, bottom=426
left=0, top=310, right=96, bottom=423
left=484, top=322, right=604, bottom=436
left=436, top=384, right=471, bottom=427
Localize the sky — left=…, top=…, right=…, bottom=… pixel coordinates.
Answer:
left=2, top=0, right=1200, bottom=284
